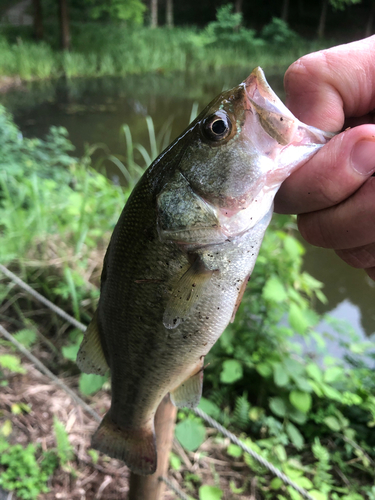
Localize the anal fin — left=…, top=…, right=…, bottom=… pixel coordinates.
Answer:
left=170, top=366, right=203, bottom=409
left=163, top=257, right=215, bottom=329
left=76, top=311, right=109, bottom=375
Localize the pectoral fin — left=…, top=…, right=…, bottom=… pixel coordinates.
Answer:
left=76, top=311, right=109, bottom=375
left=170, top=366, right=203, bottom=409
left=163, top=258, right=214, bottom=329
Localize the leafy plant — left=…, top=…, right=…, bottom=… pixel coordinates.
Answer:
left=53, top=417, right=74, bottom=467
left=0, top=437, right=58, bottom=499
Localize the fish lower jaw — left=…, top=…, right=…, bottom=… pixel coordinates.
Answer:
left=218, top=188, right=277, bottom=237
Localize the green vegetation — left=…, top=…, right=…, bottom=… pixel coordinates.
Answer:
left=0, top=10, right=327, bottom=81
left=1, top=105, right=375, bottom=499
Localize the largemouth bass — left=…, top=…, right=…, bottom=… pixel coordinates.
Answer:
left=77, top=68, right=332, bottom=475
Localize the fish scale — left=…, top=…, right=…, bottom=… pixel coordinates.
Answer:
left=77, top=67, right=333, bottom=475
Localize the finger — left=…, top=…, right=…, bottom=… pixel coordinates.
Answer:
left=284, top=36, right=375, bottom=131
left=335, top=242, right=375, bottom=269
left=274, top=124, right=375, bottom=214
left=297, top=177, right=375, bottom=250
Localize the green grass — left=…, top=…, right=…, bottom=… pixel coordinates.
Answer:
left=0, top=24, right=331, bottom=81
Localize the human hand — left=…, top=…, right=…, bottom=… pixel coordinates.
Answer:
left=274, top=36, right=375, bottom=281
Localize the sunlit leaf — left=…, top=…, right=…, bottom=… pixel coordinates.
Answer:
left=220, top=359, right=243, bottom=384
left=289, top=391, right=312, bottom=413
left=79, top=373, right=106, bottom=395
left=175, top=419, right=206, bottom=452
left=199, top=485, right=223, bottom=500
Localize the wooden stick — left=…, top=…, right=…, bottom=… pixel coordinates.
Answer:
left=128, top=395, right=177, bottom=500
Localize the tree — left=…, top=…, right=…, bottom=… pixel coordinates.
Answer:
left=318, top=0, right=363, bottom=38
left=166, top=0, right=173, bottom=27
left=235, top=0, right=243, bottom=14
left=150, top=0, right=158, bottom=27
left=58, top=0, right=70, bottom=50
left=317, top=0, right=328, bottom=38
left=32, top=0, right=43, bottom=40
left=281, top=0, right=290, bottom=22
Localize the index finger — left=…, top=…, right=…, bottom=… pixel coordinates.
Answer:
left=284, top=36, right=375, bottom=131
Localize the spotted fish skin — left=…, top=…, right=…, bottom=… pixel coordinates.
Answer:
left=77, top=67, right=332, bottom=475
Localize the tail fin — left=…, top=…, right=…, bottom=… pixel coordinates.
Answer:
left=91, top=412, right=157, bottom=475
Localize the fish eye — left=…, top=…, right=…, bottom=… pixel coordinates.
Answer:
left=202, top=112, right=232, bottom=142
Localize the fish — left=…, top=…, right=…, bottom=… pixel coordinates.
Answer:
left=76, top=67, right=332, bottom=475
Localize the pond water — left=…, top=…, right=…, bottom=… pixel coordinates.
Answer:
left=2, top=70, right=374, bottom=347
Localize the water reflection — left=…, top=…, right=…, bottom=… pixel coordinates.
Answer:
left=1, top=70, right=374, bottom=340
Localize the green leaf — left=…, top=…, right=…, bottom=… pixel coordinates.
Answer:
left=199, top=485, right=223, bottom=500
left=273, top=363, right=289, bottom=387
left=284, top=235, right=305, bottom=259
left=1, top=419, right=12, bottom=437
left=249, top=406, right=264, bottom=421
left=306, top=363, right=323, bottom=383
left=309, top=491, right=328, bottom=500
left=289, top=303, right=309, bottom=335
left=341, top=391, right=362, bottom=405
left=323, top=416, right=341, bottom=431
left=289, top=391, right=312, bottom=413
left=320, top=383, right=342, bottom=401
left=269, top=397, right=287, bottom=417
left=286, top=422, right=304, bottom=450
left=220, top=359, right=243, bottom=384
left=294, top=477, right=313, bottom=489
left=256, top=362, right=273, bottom=377
left=294, top=377, right=312, bottom=393
left=262, top=276, right=287, bottom=302
left=270, top=477, right=283, bottom=490
left=175, top=419, right=206, bottom=452
left=288, top=407, right=307, bottom=425
left=198, top=397, right=221, bottom=420
left=227, top=444, right=242, bottom=458
left=0, top=354, right=26, bottom=374
left=170, top=452, right=182, bottom=471
left=79, top=373, right=106, bottom=395
left=62, top=341, right=81, bottom=362
left=323, top=366, right=344, bottom=383
left=274, top=444, right=287, bottom=462
left=13, top=329, right=37, bottom=348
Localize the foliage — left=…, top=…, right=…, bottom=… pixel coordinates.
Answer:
left=0, top=23, right=327, bottom=81
left=86, top=0, right=146, bottom=24
left=53, top=417, right=74, bottom=466
left=329, top=0, right=362, bottom=10
left=0, top=437, right=58, bottom=499
left=203, top=4, right=263, bottom=49
left=260, top=18, right=300, bottom=45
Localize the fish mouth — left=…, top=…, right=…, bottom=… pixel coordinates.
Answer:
left=244, top=67, right=334, bottom=147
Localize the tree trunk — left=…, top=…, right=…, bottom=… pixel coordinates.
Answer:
left=58, top=0, right=70, bottom=51
left=33, top=0, right=43, bottom=40
left=150, top=0, right=158, bottom=28
left=166, top=0, right=173, bottom=28
left=281, top=0, right=290, bottom=22
left=235, top=0, right=243, bottom=14
left=128, top=395, right=177, bottom=500
left=365, top=0, right=375, bottom=37
left=317, top=0, right=328, bottom=39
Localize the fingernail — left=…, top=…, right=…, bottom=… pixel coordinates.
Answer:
left=351, top=140, right=375, bottom=175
